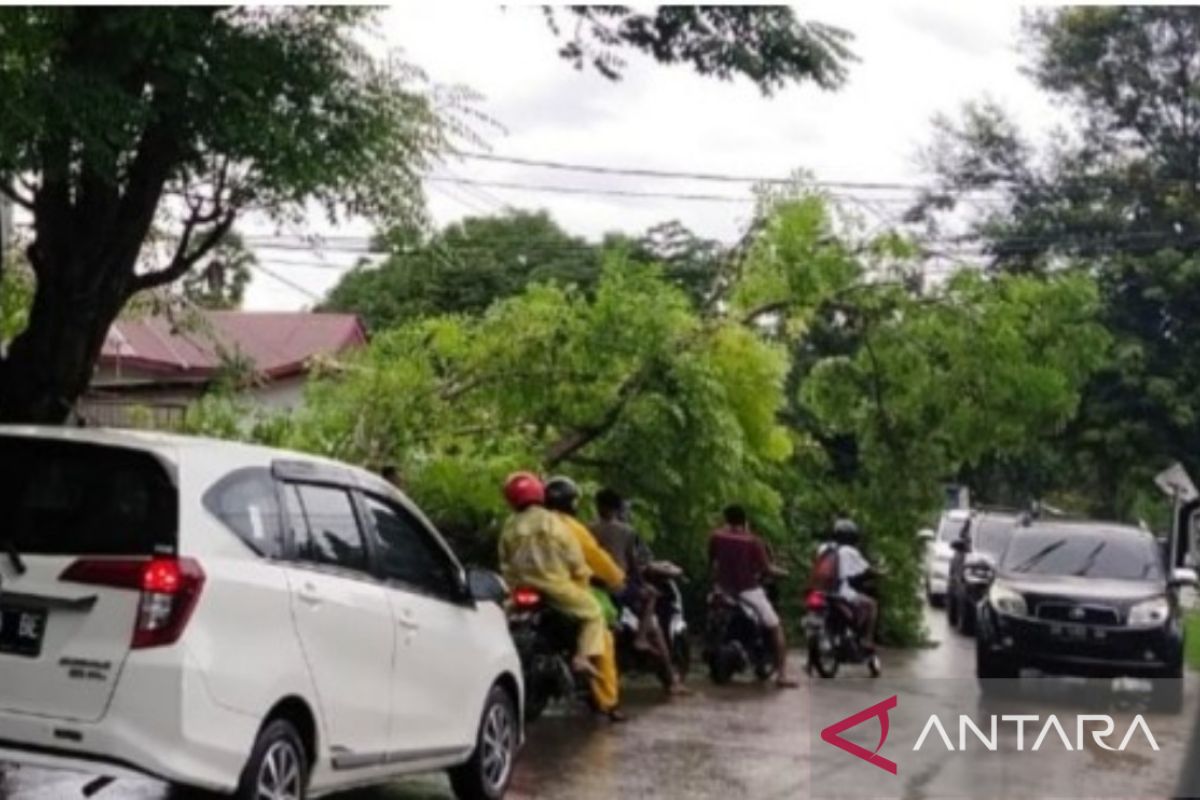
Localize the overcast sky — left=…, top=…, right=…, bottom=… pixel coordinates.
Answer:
left=244, top=2, right=1060, bottom=311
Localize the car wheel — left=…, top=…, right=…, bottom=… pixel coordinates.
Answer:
left=928, top=587, right=945, bottom=609
left=450, top=685, right=519, bottom=800
left=976, top=640, right=1019, bottom=682
left=959, top=602, right=977, bottom=636
left=234, top=719, right=308, bottom=800
left=866, top=653, right=881, bottom=678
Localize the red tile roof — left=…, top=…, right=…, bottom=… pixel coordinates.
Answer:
left=100, top=311, right=367, bottom=381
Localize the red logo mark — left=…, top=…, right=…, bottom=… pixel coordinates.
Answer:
left=820, top=695, right=898, bottom=774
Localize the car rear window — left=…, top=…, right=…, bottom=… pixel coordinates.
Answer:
left=0, top=437, right=177, bottom=555
left=938, top=515, right=969, bottom=543
left=1000, top=525, right=1162, bottom=580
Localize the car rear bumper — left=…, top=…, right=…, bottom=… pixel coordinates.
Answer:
left=982, top=610, right=1182, bottom=678
left=0, top=647, right=258, bottom=792
left=927, top=573, right=949, bottom=596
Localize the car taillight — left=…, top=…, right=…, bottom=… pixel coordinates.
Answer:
left=512, top=587, right=542, bottom=610
left=61, top=557, right=205, bottom=649
left=805, top=590, right=827, bottom=611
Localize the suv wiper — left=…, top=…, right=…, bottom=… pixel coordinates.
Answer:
left=2, top=539, right=26, bottom=576
left=1071, top=542, right=1106, bottom=577
left=1010, top=539, right=1068, bottom=573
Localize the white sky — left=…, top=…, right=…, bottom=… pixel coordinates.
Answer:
left=243, top=2, right=1060, bottom=311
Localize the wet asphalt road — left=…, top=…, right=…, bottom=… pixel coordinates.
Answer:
left=1, top=605, right=1196, bottom=800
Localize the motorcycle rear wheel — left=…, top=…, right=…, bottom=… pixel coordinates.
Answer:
left=808, top=634, right=840, bottom=679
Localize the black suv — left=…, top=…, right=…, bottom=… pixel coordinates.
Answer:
left=946, top=511, right=1019, bottom=636
left=976, top=519, right=1195, bottom=710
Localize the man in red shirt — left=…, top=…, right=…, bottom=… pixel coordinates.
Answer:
left=708, top=505, right=797, bottom=688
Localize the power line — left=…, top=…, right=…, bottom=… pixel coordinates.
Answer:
left=427, top=176, right=757, bottom=204
left=454, top=151, right=953, bottom=193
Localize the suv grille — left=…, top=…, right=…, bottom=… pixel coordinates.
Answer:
left=1035, top=603, right=1120, bottom=626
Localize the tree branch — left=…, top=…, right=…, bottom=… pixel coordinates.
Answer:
left=0, top=181, right=33, bottom=211
left=543, top=364, right=656, bottom=467
left=130, top=210, right=236, bottom=294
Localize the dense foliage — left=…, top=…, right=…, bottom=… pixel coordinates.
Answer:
left=323, top=212, right=727, bottom=330
left=917, top=7, right=1200, bottom=519
left=193, top=198, right=1109, bottom=643
left=0, top=6, right=854, bottom=425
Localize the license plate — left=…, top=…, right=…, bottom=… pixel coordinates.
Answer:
left=804, top=613, right=824, bottom=629
left=1052, top=623, right=1088, bottom=641
left=0, top=605, right=47, bottom=658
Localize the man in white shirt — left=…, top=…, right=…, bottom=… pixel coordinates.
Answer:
left=831, top=519, right=878, bottom=650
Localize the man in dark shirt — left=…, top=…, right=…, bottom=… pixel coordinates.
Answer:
left=708, top=504, right=796, bottom=688
left=591, top=488, right=690, bottom=696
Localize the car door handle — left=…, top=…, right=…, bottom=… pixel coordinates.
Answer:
left=397, top=610, right=420, bottom=631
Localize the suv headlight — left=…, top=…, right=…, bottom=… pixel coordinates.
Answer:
left=989, top=583, right=1027, bottom=617
left=1127, top=596, right=1170, bottom=627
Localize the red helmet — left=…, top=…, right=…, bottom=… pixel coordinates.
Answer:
left=503, top=471, right=544, bottom=509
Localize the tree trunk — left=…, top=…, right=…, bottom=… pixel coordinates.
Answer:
left=0, top=267, right=128, bottom=424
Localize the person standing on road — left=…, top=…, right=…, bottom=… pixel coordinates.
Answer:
left=498, top=472, right=608, bottom=682
left=708, top=505, right=798, bottom=688
left=591, top=487, right=691, bottom=697
left=543, top=476, right=630, bottom=722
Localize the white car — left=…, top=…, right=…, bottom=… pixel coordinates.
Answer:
left=0, top=426, right=522, bottom=800
left=922, top=508, right=971, bottom=607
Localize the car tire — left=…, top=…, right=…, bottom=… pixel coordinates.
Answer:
left=234, top=718, right=308, bottom=800
left=450, top=685, right=519, bottom=800
left=959, top=603, right=976, bottom=636
left=976, top=639, right=1019, bottom=682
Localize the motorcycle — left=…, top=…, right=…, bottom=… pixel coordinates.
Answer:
left=703, top=588, right=778, bottom=685
left=506, top=587, right=591, bottom=722
left=613, top=560, right=691, bottom=682
left=804, top=588, right=881, bottom=678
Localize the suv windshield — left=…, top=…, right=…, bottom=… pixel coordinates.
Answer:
left=973, top=516, right=1017, bottom=557
left=1000, top=526, right=1162, bottom=581
left=0, top=437, right=177, bottom=555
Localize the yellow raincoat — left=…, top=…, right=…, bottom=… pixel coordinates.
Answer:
left=499, top=506, right=607, bottom=660
left=557, top=513, right=626, bottom=712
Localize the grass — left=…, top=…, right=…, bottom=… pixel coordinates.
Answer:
left=1185, top=611, right=1200, bottom=671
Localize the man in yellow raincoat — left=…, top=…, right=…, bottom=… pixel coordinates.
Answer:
left=544, top=476, right=627, bottom=720
left=498, top=472, right=616, bottom=711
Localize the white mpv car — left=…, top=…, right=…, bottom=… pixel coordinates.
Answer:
left=0, top=427, right=523, bottom=800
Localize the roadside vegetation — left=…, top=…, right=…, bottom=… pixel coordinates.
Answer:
left=5, top=8, right=1200, bottom=644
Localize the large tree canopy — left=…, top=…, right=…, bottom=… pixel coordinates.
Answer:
left=322, top=212, right=727, bottom=330
left=0, top=6, right=855, bottom=424
left=916, top=7, right=1200, bottom=517
left=0, top=7, right=444, bottom=422
left=187, top=197, right=1109, bottom=643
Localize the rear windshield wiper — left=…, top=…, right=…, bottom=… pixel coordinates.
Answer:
left=2, top=539, right=26, bottom=576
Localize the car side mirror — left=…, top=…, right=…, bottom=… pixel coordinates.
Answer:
left=466, top=568, right=509, bottom=604
left=1170, top=567, right=1198, bottom=588
left=917, top=528, right=936, bottom=543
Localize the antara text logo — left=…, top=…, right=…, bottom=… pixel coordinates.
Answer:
left=820, top=695, right=1159, bottom=775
